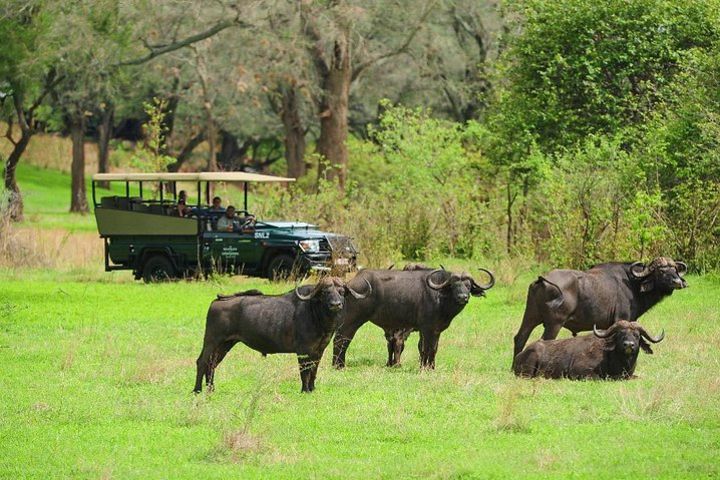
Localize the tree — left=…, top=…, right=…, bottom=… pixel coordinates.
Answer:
left=1, top=3, right=60, bottom=220
left=494, top=0, right=720, bottom=153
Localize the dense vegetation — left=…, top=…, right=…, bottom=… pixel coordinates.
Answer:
left=2, top=0, right=719, bottom=271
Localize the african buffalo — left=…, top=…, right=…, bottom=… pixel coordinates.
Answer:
left=333, top=265, right=495, bottom=369
left=512, top=257, right=686, bottom=364
left=193, top=276, right=371, bottom=393
left=513, top=320, right=665, bottom=379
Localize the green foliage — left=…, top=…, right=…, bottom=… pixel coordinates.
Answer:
left=130, top=98, right=176, bottom=173
left=498, top=0, right=720, bottom=152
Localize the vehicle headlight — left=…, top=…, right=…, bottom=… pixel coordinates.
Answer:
left=298, top=239, right=320, bottom=253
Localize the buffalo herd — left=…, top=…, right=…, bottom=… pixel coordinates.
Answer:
left=194, top=257, right=686, bottom=393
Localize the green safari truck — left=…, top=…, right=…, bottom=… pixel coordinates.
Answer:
left=92, top=172, right=358, bottom=282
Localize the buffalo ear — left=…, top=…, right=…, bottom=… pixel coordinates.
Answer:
left=470, top=282, right=486, bottom=297
left=602, top=341, right=616, bottom=352
left=640, top=280, right=654, bottom=293
left=639, top=338, right=654, bottom=354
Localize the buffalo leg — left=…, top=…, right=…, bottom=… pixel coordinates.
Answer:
left=194, top=340, right=221, bottom=393
left=385, top=330, right=405, bottom=367
left=541, top=321, right=564, bottom=341
left=297, top=355, right=318, bottom=393
left=419, top=331, right=440, bottom=369
left=333, top=321, right=363, bottom=369
left=206, top=340, right=235, bottom=391
left=513, top=310, right=543, bottom=364
left=390, top=329, right=411, bottom=366
left=308, top=359, right=321, bottom=391
left=385, top=332, right=396, bottom=367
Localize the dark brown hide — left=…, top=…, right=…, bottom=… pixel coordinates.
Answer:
left=513, top=320, right=664, bottom=380
left=512, top=257, right=685, bottom=365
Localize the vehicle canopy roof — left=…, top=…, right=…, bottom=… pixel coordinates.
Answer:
left=92, top=172, right=295, bottom=183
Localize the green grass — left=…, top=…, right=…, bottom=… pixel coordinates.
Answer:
left=15, top=163, right=123, bottom=232
left=1, top=270, right=718, bottom=478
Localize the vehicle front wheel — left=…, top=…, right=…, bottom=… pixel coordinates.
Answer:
left=142, top=255, right=176, bottom=283
left=266, top=253, right=298, bottom=281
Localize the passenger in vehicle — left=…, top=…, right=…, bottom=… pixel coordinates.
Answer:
left=177, top=190, right=192, bottom=217
left=177, top=199, right=192, bottom=217
left=210, top=196, right=224, bottom=212
left=216, top=205, right=238, bottom=231
left=216, top=205, right=256, bottom=232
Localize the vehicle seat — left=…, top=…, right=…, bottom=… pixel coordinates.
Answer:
left=100, top=196, right=118, bottom=209
left=148, top=204, right=165, bottom=215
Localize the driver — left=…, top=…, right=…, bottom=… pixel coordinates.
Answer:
left=216, top=205, right=255, bottom=232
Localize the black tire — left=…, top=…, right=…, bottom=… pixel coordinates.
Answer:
left=142, top=255, right=176, bottom=283
left=266, top=253, right=298, bottom=281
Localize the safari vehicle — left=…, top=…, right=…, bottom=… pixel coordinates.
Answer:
left=91, top=172, right=358, bottom=282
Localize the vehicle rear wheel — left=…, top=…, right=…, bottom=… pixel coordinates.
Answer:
left=142, top=255, right=176, bottom=283
left=266, top=253, right=298, bottom=281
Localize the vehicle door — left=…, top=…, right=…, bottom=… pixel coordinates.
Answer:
left=203, top=229, right=260, bottom=273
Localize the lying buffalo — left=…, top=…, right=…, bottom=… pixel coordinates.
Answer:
left=513, top=320, right=665, bottom=379
left=333, top=265, right=495, bottom=369
left=193, top=276, right=371, bottom=393
left=512, top=257, right=686, bottom=364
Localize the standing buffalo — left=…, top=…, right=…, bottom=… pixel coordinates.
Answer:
left=333, top=265, right=495, bottom=369
left=513, top=320, right=665, bottom=379
left=512, top=257, right=686, bottom=363
left=193, top=276, right=371, bottom=393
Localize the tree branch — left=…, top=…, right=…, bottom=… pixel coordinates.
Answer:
left=351, top=0, right=438, bottom=82
left=4, top=117, right=17, bottom=147
left=117, top=17, right=249, bottom=67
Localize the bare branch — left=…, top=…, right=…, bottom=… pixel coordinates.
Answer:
left=117, top=17, right=250, bottom=67
left=351, top=0, right=438, bottom=82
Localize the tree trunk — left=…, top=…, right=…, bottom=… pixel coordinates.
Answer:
left=70, top=113, right=89, bottom=213
left=3, top=131, right=31, bottom=221
left=281, top=86, right=306, bottom=179
left=316, top=35, right=351, bottom=190
left=206, top=118, right=217, bottom=172
left=97, top=106, right=114, bottom=189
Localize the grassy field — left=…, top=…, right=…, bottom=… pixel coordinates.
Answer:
left=1, top=270, right=719, bottom=479
left=2, top=146, right=719, bottom=477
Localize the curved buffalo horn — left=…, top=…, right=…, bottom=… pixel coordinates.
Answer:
left=638, top=326, right=665, bottom=343
left=475, top=268, right=496, bottom=290
left=675, top=261, right=688, bottom=276
left=295, top=282, right=319, bottom=301
left=630, top=261, right=651, bottom=279
left=347, top=278, right=372, bottom=299
left=593, top=324, right=612, bottom=339
left=427, top=268, right=451, bottom=290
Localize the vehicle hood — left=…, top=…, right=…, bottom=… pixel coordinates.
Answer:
left=256, top=221, right=330, bottom=240
left=261, top=221, right=319, bottom=229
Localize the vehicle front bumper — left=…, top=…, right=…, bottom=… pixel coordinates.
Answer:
left=301, top=252, right=357, bottom=273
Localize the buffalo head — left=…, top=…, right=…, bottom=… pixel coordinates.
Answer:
left=295, top=276, right=372, bottom=312
left=426, top=267, right=495, bottom=305
left=630, top=257, right=688, bottom=293
left=593, top=320, right=665, bottom=357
